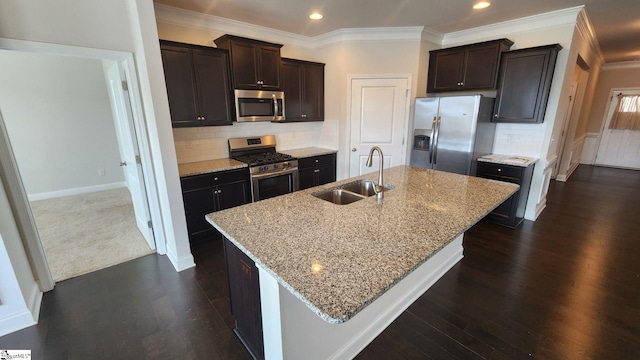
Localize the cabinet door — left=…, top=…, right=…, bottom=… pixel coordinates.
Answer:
left=257, top=45, right=281, bottom=89
left=493, top=44, right=561, bottom=123
left=316, top=164, right=336, bottom=186
left=427, top=50, right=465, bottom=92
left=160, top=45, right=198, bottom=126
left=223, top=238, right=264, bottom=359
left=462, top=45, right=502, bottom=90
left=230, top=42, right=260, bottom=89
left=282, top=61, right=303, bottom=120
left=216, top=180, right=250, bottom=210
left=302, top=62, right=325, bottom=121
left=298, top=168, right=316, bottom=190
left=182, top=187, right=217, bottom=241
left=192, top=49, right=234, bottom=126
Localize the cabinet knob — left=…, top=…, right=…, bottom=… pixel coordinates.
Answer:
left=351, top=147, right=357, bottom=152
left=214, top=177, right=219, bottom=181
left=315, top=159, right=319, bottom=163
left=497, top=168, right=502, bottom=172
left=494, top=114, right=498, bottom=118
left=301, top=114, right=307, bottom=118
left=218, top=189, right=222, bottom=193
left=314, top=169, right=320, bottom=173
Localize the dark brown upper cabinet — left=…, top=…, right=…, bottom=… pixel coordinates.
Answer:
left=160, top=40, right=234, bottom=127
left=427, top=38, right=513, bottom=93
left=492, top=44, right=562, bottom=124
left=281, top=58, right=325, bottom=122
left=214, top=35, right=283, bottom=90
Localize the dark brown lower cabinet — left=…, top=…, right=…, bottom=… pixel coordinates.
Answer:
left=475, top=161, right=535, bottom=228
left=223, top=237, right=264, bottom=359
left=180, top=168, right=250, bottom=244
left=298, top=153, right=337, bottom=190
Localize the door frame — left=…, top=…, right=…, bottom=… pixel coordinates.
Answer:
left=0, top=38, right=166, bottom=290
left=346, top=74, right=412, bottom=178
left=594, top=87, right=640, bottom=168
left=553, top=82, right=578, bottom=179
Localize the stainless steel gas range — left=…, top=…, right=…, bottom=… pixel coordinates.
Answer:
left=229, top=135, right=299, bottom=202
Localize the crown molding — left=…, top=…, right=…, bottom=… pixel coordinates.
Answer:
left=154, top=4, right=308, bottom=47
left=441, top=6, right=584, bottom=47
left=311, top=27, right=424, bottom=48
left=575, top=8, right=604, bottom=66
left=602, top=61, right=640, bottom=71
left=154, top=4, right=424, bottom=49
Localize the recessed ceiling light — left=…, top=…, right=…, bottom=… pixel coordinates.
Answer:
left=473, top=1, right=491, bottom=9
left=309, top=12, right=323, bottom=20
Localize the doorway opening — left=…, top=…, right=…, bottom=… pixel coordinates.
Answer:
left=0, top=43, right=162, bottom=286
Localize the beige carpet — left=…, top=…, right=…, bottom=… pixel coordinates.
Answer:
left=30, top=187, right=155, bottom=282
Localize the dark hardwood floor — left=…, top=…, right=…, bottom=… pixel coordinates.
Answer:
left=1, top=165, right=638, bottom=359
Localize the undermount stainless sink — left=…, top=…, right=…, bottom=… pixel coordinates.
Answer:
left=312, top=180, right=394, bottom=205
left=313, top=189, right=366, bottom=205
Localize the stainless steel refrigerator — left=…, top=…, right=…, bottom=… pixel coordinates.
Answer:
left=409, top=95, right=495, bottom=175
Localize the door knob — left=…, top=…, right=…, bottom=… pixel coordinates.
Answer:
left=351, top=147, right=357, bottom=152
left=119, top=161, right=127, bottom=167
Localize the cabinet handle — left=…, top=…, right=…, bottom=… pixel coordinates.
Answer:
left=314, top=169, right=320, bottom=173
left=301, top=114, right=307, bottom=118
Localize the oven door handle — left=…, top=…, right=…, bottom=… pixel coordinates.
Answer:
left=251, top=167, right=298, bottom=180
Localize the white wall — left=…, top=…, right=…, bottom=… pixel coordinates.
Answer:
left=0, top=51, right=125, bottom=199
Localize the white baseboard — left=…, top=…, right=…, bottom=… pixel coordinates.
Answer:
left=580, top=133, right=600, bottom=165
left=166, top=246, right=195, bottom=272
left=0, top=278, right=43, bottom=337
left=28, top=182, right=127, bottom=201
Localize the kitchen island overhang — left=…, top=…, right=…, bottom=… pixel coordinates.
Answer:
left=206, top=165, right=518, bottom=359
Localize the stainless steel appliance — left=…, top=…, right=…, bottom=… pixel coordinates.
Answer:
left=410, top=95, right=496, bottom=175
left=234, top=89, right=285, bottom=122
left=229, top=135, right=298, bottom=201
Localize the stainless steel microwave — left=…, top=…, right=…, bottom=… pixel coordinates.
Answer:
left=234, top=89, right=285, bottom=122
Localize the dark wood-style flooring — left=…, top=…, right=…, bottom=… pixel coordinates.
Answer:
left=1, top=165, right=638, bottom=359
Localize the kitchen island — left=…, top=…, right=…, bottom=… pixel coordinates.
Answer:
left=206, top=165, right=518, bottom=359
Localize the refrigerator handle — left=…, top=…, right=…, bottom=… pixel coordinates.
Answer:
left=429, top=117, right=436, bottom=164
left=433, top=116, right=441, bottom=165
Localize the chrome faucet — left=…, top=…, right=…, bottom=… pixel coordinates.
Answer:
left=365, top=146, right=384, bottom=200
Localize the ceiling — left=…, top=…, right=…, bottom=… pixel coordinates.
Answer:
left=154, top=0, right=640, bottom=63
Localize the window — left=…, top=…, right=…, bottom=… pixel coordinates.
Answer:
left=609, top=94, right=640, bottom=130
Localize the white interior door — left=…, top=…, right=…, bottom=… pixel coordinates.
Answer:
left=595, top=89, right=640, bottom=170
left=349, top=76, right=410, bottom=179
left=105, top=62, right=155, bottom=249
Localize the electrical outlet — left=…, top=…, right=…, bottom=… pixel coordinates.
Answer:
left=507, top=134, right=520, bottom=143
left=98, top=169, right=106, bottom=176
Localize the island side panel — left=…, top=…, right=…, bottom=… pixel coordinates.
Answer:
left=223, top=237, right=264, bottom=359
left=258, top=234, right=464, bottom=359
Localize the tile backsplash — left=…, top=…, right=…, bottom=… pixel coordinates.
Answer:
left=492, top=123, right=547, bottom=159
left=173, top=120, right=338, bottom=164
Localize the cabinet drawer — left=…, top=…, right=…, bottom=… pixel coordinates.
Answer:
left=298, top=153, right=335, bottom=168
left=476, top=162, right=524, bottom=183
left=181, top=168, right=249, bottom=191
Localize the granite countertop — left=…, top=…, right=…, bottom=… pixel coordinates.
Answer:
left=281, top=147, right=337, bottom=158
left=178, top=158, right=247, bottom=177
left=478, top=154, right=538, bottom=167
left=206, top=165, right=518, bottom=323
